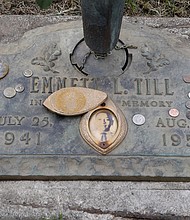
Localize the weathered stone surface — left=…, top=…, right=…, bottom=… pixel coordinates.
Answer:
left=0, top=181, right=190, bottom=219
left=0, top=15, right=80, bottom=44
left=0, top=16, right=190, bottom=179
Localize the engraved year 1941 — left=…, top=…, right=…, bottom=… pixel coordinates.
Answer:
left=4, top=132, right=41, bottom=146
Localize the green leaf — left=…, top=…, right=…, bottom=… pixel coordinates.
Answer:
left=36, top=0, right=53, bottom=9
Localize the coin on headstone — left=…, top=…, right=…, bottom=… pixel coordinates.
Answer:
left=0, top=61, right=9, bottom=79
left=43, top=87, right=108, bottom=116
left=132, top=114, right=146, bottom=126
left=183, top=76, right=190, bottom=83
left=23, top=69, right=33, bottom=77
left=186, top=101, right=190, bottom=109
left=168, top=108, right=179, bottom=118
left=15, top=84, right=25, bottom=93
left=186, top=111, right=190, bottom=120
left=3, top=87, right=16, bottom=98
left=188, top=92, right=190, bottom=99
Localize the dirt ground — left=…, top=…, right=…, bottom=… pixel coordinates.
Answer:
left=0, top=0, right=190, bottom=17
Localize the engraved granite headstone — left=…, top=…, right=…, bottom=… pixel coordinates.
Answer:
left=0, top=20, right=190, bottom=180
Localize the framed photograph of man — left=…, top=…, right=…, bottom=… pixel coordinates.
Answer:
left=89, top=109, right=118, bottom=147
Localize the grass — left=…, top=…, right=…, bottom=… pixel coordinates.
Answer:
left=126, top=0, right=190, bottom=17
left=0, top=0, right=189, bottom=17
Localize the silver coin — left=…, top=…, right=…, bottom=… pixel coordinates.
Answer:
left=186, top=111, right=190, bottom=120
left=23, top=69, right=33, bottom=77
left=188, top=92, right=190, bottom=99
left=15, top=84, right=25, bottom=93
left=168, top=108, right=179, bottom=118
left=132, top=114, right=146, bottom=126
left=3, top=87, right=16, bottom=98
left=186, top=101, right=190, bottom=109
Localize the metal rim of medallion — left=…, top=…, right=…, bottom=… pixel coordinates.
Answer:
left=80, top=98, right=127, bottom=155
left=132, top=114, right=146, bottom=126
left=3, top=87, right=17, bottom=98
left=0, top=61, right=9, bottom=79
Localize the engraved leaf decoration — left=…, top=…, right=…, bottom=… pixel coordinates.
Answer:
left=43, top=66, right=50, bottom=72
left=157, top=58, right=170, bottom=67
left=36, top=0, right=53, bottom=9
left=141, top=44, right=170, bottom=74
left=31, top=42, right=62, bottom=73
left=44, top=51, right=52, bottom=61
left=53, top=50, right=62, bottom=56
left=48, top=49, right=62, bottom=62
left=49, top=62, right=55, bottom=68
left=49, top=55, right=58, bottom=62
left=31, top=57, right=47, bottom=66
left=141, top=46, right=152, bottom=60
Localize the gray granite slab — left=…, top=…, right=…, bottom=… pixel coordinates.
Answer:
left=0, top=17, right=190, bottom=180
left=1, top=181, right=190, bottom=219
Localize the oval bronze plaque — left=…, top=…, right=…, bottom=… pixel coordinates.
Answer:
left=80, top=98, right=127, bottom=155
left=43, top=87, right=107, bottom=116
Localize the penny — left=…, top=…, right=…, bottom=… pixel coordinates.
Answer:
left=15, top=84, right=25, bottom=93
left=0, top=61, right=9, bottom=79
left=168, top=108, right=180, bottom=118
left=183, top=76, right=190, bottom=83
left=185, top=101, right=190, bottom=109
left=132, top=114, right=146, bottom=126
left=23, top=69, right=33, bottom=77
left=3, top=87, right=16, bottom=98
